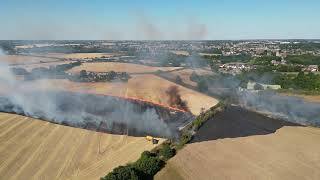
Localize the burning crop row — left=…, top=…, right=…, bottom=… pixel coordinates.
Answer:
left=0, top=91, right=194, bottom=139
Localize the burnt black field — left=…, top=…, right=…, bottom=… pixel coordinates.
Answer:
left=192, top=105, right=301, bottom=143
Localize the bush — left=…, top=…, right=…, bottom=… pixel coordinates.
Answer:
left=11, top=67, right=29, bottom=75
left=159, top=144, right=175, bottom=160
left=134, top=151, right=165, bottom=177
left=175, top=75, right=183, bottom=84
left=101, top=165, right=139, bottom=180
left=192, top=117, right=203, bottom=130
left=254, top=83, right=264, bottom=90
left=177, top=131, right=192, bottom=149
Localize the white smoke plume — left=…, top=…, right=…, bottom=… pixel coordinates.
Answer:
left=133, top=12, right=209, bottom=40
left=237, top=90, right=320, bottom=127
left=0, top=48, right=177, bottom=138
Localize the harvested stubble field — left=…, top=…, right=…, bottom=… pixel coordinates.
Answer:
left=281, top=93, right=320, bottom=104
left=44, top=53, right=121, bottom=59
left=67, top=62, right=183, bottom=74
left=161, top=68, right=214, bottom=88
left=22, top=74, right=218, bottom=115
left=0, top=55, right=58, bottom=65
left=13, top=61, right=74, bottom=71
left=170, top=50, right=190, bottom=56
left=1, top=60, right=218, bottom=115
left=0, top=112, right=164, bottom=180
left=156, top=106, right=320, bottom=180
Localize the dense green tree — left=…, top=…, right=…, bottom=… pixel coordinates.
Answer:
left=159, top=144, right=175, bottom=161
left=79, top=70, right=87, bottom=79
left=101, top=165, right=139, bottom=180
left=134, top=151, right=164, bottom=177
left=286, top=54, right=320, bottom=65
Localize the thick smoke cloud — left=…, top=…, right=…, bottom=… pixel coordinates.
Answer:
left=165, top=85, right=189, bottom=112
left=186, top=19, right=208, bottom=40
left=0, top=49, right=175, bottom=138
left=237, top=90, right=320, bottom=126
left=133, top=12, right=208, bottom=40
left=200, top=69, right=320, bottom=126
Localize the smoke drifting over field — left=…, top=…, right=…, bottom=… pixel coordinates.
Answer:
left=237, top=90, right=320, bottom=126
left=0, top=50, right=193, bottom=138
left=166, top=86, right=189, bottom=112
left=201, top=70, right=320, bottom=126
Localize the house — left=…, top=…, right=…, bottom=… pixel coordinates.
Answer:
left=303, top=65, right=318, bottom=72
left=247, top=81, right=281, bottom=90
left=271, top=60, right=280, bottom=66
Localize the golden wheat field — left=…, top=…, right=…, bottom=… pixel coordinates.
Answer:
left=0, top=113, right=164, bottom=180
left=156, top=126, right=320, bottom=180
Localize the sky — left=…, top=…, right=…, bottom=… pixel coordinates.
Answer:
left=0, top=0, right=319, bottom=40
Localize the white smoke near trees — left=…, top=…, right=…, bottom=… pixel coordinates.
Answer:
left=0, top=48, right=177, bottom=138
left=237, top=90, right=320, bottom=127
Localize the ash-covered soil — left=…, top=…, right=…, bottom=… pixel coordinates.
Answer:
left=192, top=105, right=301, bottom=143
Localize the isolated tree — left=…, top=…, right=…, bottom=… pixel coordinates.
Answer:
left=134, top=151, right=164, bottom=177
left=79, top=70, right=87, bottom=79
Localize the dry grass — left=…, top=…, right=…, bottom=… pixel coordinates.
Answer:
left=165, top=68, right=214, bottom=88
left=281, top=93, right=320, bottom=103
left=0, top=55, right=58, bottom=65
left=156, top=126, right=320, bottom=180
left=68, top=62, right=183, bottom=74
left=2, top=62, right=218, bottom=115
left=170, top=51, right=190, bottom=56
left=0, top=113, right=164, bottom=180
left=13, top=61, right=74, bottom=71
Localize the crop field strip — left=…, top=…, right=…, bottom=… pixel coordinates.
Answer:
left=156, top=107, right=320, bottom=180
left=0, top=112, right=164, bottom=180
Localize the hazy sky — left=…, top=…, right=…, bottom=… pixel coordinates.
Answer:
left=0, top=0, right=319, bottom=40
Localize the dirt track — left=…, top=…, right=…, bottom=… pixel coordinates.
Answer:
left=0, top=113, right=164, bottom=180
left=156, top=106, right=320, bottom=180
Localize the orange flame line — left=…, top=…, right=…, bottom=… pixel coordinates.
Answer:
left=94, top=93, right=187, bottom=113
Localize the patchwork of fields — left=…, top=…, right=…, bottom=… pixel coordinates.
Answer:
left=18, top=74, right=218, bottom=115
